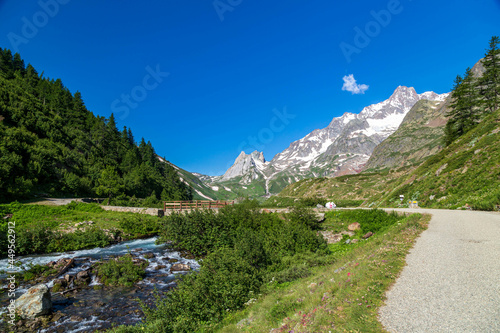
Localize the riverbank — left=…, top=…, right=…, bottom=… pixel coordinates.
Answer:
left=0, top=237, right=199, bottom=332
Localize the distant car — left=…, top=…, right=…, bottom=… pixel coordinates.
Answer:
left=325, top=202, right=336, bottom=209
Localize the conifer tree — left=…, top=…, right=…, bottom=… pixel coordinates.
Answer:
left=480, top=36, right=500, bottom=113
left=12, top=53, right=26, bottom=76
left=445, top=68, right=479, bottom=145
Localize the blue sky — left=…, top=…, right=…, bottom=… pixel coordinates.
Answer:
left=1, top=0, right=499, bottom=175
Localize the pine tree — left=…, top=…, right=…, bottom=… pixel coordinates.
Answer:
left=12, top=53, right=26, bottom=76
left=480, top=36, right=500, bottom=113
left=127, top=128, right=135, bottom=146
left=445, top=68, right=479, bottom=145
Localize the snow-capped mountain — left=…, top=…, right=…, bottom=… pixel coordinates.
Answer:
left=208, top=86, right=449, bottom=195
left=269, top=86, right=448, bottom=173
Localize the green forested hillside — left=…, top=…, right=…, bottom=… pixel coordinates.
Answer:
left=0, top=48, right=192, bottom=202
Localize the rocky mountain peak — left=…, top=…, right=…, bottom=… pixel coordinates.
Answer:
left=234, top=151, right=248, bottom=164
left=391, top=86, right=418, bottom=99
left=222, top=151, right=266, bottom=181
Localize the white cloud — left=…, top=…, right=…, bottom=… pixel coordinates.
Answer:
left=342, top=74, right=369, bottom=95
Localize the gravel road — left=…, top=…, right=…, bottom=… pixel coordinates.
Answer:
left=379, top=208, right=500, bottom=332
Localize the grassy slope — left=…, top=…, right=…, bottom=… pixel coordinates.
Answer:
left=213, top=177, right=267, bottom=199
left=364, top=99, right=447, bottom=172
left=277, top=169, right=408, bottom=205
left=172, top=164, right=237, bottom=200
left=215, top=212, right=429, bottom=332
left=374, top=108, right=500, bottom=210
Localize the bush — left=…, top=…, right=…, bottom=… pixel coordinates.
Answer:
left=136, top=204, right=328, bottom=332
left=97, top=254, right=147, bottom=287
left=16, top=223, right=54, bottom=255
left=118, top=215, right=160, bottom=237
left=141, top=248, right=260, bottom=331
left=48, top=228, right=112, bottom=253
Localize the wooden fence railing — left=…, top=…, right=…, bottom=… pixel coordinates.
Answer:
left=163, top=200, right=234, bottom=211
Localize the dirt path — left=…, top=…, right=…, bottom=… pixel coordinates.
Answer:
left=379, top=208, right=500, bottom=332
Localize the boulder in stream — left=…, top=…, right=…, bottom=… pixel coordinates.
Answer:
left=170, top=263, right=191, bottom=272
left=15, top=284, right=52, bottom=319
left=76, top=270, right=91, bottom=285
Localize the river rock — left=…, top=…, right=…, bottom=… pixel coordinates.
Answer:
left=143, top=253, right=155, bottom=259
left=170, top=263, right=191, bottom=272
left=54, top=278, right=67, bottom=288
left=64, top=274, right=73, bottom=284
left=76, top=270, right=91, bottom=285
left=52, top=279, right=67, bottom=292
left=181, top=252, right=196, bottom=259
left=70, top=315, right=84, bottom=322
left=155, top=265, right=167, bottom=270
left=362, top=231, right=374, bottom=239
left=348, top=222, right=360, bottom=231
left=168, top=258, right=178, bottom=263
left=15, top=284, right=52, bottom=319
left=51, top=311, right=66, bottom=322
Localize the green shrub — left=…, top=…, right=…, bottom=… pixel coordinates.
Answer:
left=119, top=215, right=160, bottom=237
left=16, top=223, right=54, bottom=255
left=97, top=254, right=147, bottom=287
left=135, top=204, right=328, bottom=332
left=141, top=248, right=260, bottom=331
left=261, top=196, right=364, bottom=208
left=48, top=228, right=112, bottom=253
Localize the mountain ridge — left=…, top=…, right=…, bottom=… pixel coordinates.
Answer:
left=203, top=86, right=449, bottom=196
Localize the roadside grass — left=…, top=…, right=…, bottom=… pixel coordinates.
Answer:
left=261, top=196, right=364, bottom=208
left=215, top=212, right=429, bottom=332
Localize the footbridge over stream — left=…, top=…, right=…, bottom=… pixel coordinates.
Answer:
left=163, top=200, right=235, bottom=212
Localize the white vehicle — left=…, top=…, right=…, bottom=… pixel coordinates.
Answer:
left=325, top=202, right=336, bottom=209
